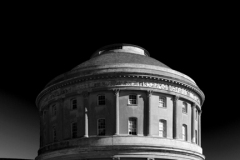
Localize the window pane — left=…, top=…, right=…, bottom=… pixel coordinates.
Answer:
left=72, top=99, right=77, bottom=109
left=98, top=119, right=106, bottom=135
left=98, top=95, right=105, bottom=105
left=182, top=102, right=187, bottom=113
left=72, top=122, right=77, bottom=138
left=159, top=120, right=167, bottom=137
left=159, top=97, right=166, bottom=108
left=129, top=95, right=137, bottom=105
left=182, top=125, right=187, bottom=141
left=129, top=118, right=137, bottom=135
left=53, top=127, right=57, bottom=142
left=52, top=104, right=57, bottom=115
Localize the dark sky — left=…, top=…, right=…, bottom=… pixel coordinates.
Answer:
left=0, top=7, right=239, bottom=159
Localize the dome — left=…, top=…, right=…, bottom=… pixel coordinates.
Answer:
left=72, top=44, right=170, bottom=70
left=45, top=44, right=199, bottom=90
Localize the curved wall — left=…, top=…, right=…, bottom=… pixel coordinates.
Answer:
left=36, top=44, right=204, bottom=160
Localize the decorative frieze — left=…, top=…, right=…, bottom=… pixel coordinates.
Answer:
left=40, top=80, right=201, bottom=107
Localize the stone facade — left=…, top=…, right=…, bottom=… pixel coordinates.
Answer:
left=35, top=44, right=205, bottom=160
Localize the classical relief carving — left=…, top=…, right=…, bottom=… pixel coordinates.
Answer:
left=41, top=80, right=200, bottom=107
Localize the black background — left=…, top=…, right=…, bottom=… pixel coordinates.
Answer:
left=0, top=4, right=239, bottom=159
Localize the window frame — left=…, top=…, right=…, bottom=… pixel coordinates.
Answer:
left=128, top=117, right=137, bottom=135
left=53, top=126, right=57, bottom=142
left=159, top=119, right=167, bottom=138
left=71, top=122, right=78, bottom=138
left=97, top=118, right=106, bottom=136
left=182, top=124, right=187, bottom=141
left=52, top=104, right=57, bottom=116
left=97, top=95, right=106, bottom=106
left=128, top=94, right=138, bottom=105
left=158, top=96, right=166, bottom=108
left=71, top=98, right=77, bottom=110
left=182, top=101, right=187, bottom=114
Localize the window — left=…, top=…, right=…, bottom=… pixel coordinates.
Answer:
left=182, top=102, right=187, bottom=113
left=53, top=126, right=57, bottom=142
left=159, top=96, right=166, bottom=108
left=128, top=118, right=137, bottom=135
left=98, top=95, right=105, bottom=105
left=182, top=124, right=187, bottom=141
left=159, top=120, right=167, bottom=137
left=71, top=122, right=77, bottom=138
left=97, top=119, right=106, bottom=135
left=52, top=104, right=57, bottom=116
left=71, top=99, right=77, bottom=110
left=195, top=130, right=198, bottom=144
left=128, top=95, right=137, bottom=105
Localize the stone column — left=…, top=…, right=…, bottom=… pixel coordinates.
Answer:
left=191, top=103, right=196, bottom=143
left=173, top=96, right=179, bottom=139
left=199, top=110, right=202, bottom=146
left=114, top=89, right=120, bottom=135
left=147, top=90, right=152, bottom=136
left=83, top=91, right=89, bottom=138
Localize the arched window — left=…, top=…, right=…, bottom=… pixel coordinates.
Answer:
left=182, top=124, right=187, bottom=141
left=128, top=117, right=137, bottom=135
left=97, top=118, right=106, bottom=135
left=159, top=119, right=167, bottom=137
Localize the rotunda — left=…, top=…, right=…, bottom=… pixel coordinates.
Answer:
left=35, top=44, right=205, bottom=160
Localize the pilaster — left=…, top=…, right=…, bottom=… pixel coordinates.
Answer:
left=83, top=91, right=89, bottom=138
left=114, top=89, right=120, bottom=135
left=147, top=90, right=153, bottom=136
left=192, top=103, right=196, bottom=143
left=173, top=95, right=179, bottom=139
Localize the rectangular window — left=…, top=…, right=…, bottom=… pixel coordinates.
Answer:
left=71, top=99, right=77, bottom=110
left=128, top=95, right=137, bottom=105
left=53, top=126, right=57, bottom=142
left=182, top=102, right=187, bottom=113
left=71, top=122, right=77, bottom=138
left=98, top=119, right=106, bottom=135
left=52, top=104, right=57, bottom=116
left=159, top=96, right=166, bottom=108
left=98, top=95, right=105, bottom=105
left=182, top=124, right=187, bottom=141
left=128, top=117, right=137, bottom=135
left=159, top=120, right=167, bottom=137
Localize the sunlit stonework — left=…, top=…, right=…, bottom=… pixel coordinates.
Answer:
left=36, top=44, right=205, bottom=160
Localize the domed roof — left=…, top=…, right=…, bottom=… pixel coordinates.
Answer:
left=72, top=44, right=170, bottom=71
left=45, top=44, right=196, bottom=90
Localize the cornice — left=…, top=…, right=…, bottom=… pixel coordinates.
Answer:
left=36, top=74, right=205, bottom=108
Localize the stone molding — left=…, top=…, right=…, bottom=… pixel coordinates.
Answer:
left=38, top=77, right=202, bottom=109
left=37, top=74, right=204, bottom=108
